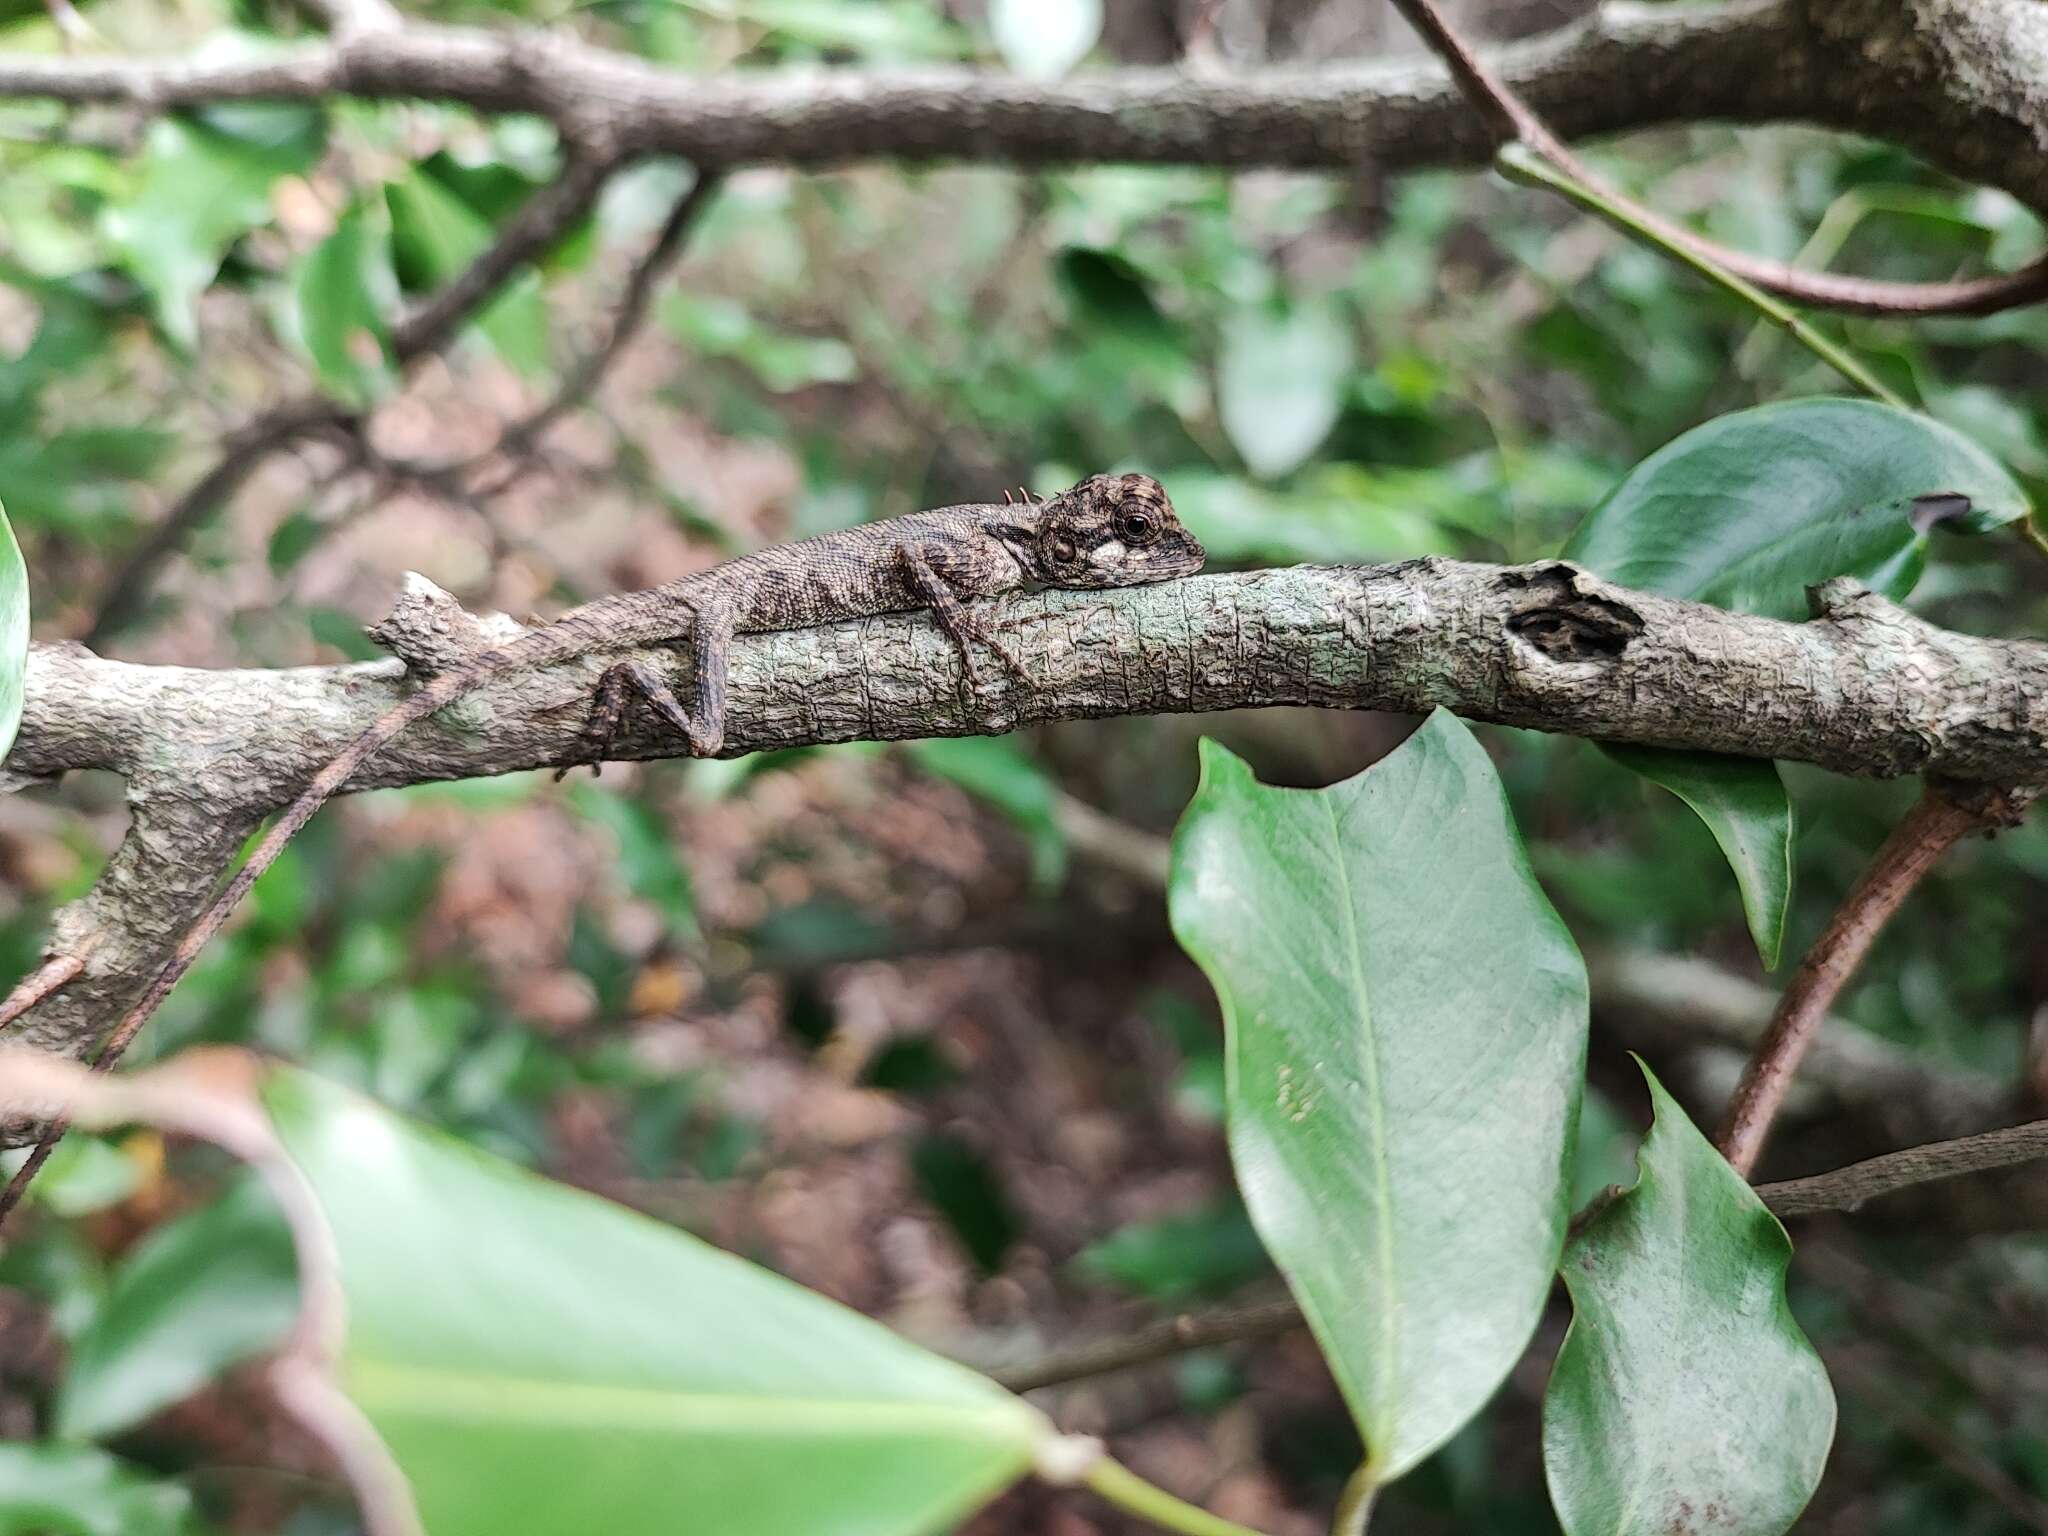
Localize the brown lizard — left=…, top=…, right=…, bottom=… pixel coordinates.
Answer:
left=85, top=472, right=1204, bottom=1072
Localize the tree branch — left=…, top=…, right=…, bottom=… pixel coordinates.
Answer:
left=2, top=2, right=2048, bottom=216
left=957, top=1120, right=2048, bottom=1394
left=1757, top=1118, right=2048, bottom=1217
left=83, top=150, right=616, bottom=645
left=7, top=558, right=2047, bottom=1097
left=1717, top=780, right=2035, bottom=1176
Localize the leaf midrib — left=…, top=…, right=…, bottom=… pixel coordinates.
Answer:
left=345, top=1356, right=1039, bottom=1443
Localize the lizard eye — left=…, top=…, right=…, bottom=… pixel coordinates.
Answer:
left=1051, top=537, right=1078, bottom=563
left=1116, top=510, right=1159, bottom=545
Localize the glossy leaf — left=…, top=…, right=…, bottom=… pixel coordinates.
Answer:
left=1559, top=398, right=2026, bottom=970
left=290, top=200, right=397, bottom=406
left=55, top=1175, right=299, bottom=1441
left=1604, top=746, right=1792, bottom=968
left=261, top=1069, right=1047, bottom=1536
left=1561, top=397, right=2028, bottom=620
left=0, top=1444, right=201, bottom=1536
left=385, top=168, right=550, bottom=376
left=105, top=110, right=324, bottom=350
left=1545, top=1061, right=1834, bottom=1536
left=0, top=498, right=24, bottom=765
left=988, top=0, right=1102, bottom=78
left=1169, top=712, right=1586, bottom=1487
left=1218, top=298, right=1354, bottom=480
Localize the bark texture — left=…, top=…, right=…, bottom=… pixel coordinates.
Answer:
left=2, top=2, right=2048, bottom=211
left=6, top=559, right=2045, bottom=1100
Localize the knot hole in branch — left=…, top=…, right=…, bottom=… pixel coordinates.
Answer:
left=1502, top=563, right=1644, bottom=664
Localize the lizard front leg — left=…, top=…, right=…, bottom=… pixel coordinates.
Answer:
left=898, top=545, right=1028, bottom=695
left=556, top=601, right=738, bottom=777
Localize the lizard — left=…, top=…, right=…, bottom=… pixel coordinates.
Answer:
left=84, top=471, right=1205, bottom=1069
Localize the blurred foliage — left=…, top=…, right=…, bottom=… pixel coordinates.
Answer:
left=0, top=0, right=2043, bottom=1531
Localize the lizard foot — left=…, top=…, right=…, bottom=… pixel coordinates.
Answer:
left=554, top=660, right=722, bottom=781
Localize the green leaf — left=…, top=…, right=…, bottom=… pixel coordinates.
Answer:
left=1558, top=398, right=2026, bottom=969
left=1560, top=397, right=2029, bottom=620
left=385, top=168, right=550, bottom=376
left=1603, top=747, right=1793, bottom=968
left=261, top=1068, right=1047, bottom=1536
left=55, top=1175, right=299, bottom=1441
left=289, top=200, right=398, bottom=406
left=1544, top=1061, right=1834, bottom=1536
left=0, top=1443, right=202, bottom=1536
left=105, top=109, right=324, bottom=351
left=1217, top=297, right=1354, bottom=480
left=0, top=498, right=24, bottom=765
left=1169, top=712, right=1586, bottom=1488
left=988, top=0, right=1101, bottom=77
left=908, top=737, right=1066, bottom=890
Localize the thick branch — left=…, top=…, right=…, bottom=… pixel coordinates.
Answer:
left=7, top=558, right=2046, bottom=1085
left=1, top=2, right=2046, bottom=212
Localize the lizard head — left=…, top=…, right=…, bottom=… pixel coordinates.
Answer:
left=1026, top=473, right=1204, bottom=589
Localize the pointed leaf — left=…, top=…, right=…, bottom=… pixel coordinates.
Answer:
left=54, top=1175, right=299, bottom=1441
left=1544, top=1061, right=1834, bottom=1536
left=1169, top=711, right=1587, bottom=1487
left=261, top=1069, right=1045, bottom=1536
left=1556, top=397, right=2027, bottom=969
left=1561, top=397, right=2029, bottom=618
left=1603, top=747, right=1792, bottom=968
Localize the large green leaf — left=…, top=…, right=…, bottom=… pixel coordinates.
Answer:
left=1545, top=1061, right=1834, bottom=1536
left=1603, top=747, right=1792, bottom=969
left=104, top=109, right=324, bottom=351
left=1561, top=399, right=2027, bottom=968
left=54, top=1175, right=299, bottom=1441
left=0, top=498, right=23, bottom=765
left=0, top=1444, right=202, bottom=1536
left=1169, top=712, right=1586, bottom=1489
left=260, top=1069, right=1047, bottom=1536
left=1561, top=398, right=2028, bottom=617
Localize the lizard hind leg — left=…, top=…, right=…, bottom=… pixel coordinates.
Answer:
left=553, top=608, right=736, bottom=780
left=553, top=660, right=721, bottom=782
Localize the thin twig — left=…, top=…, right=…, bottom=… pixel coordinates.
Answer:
left=83, top=152, right=617, bottom=645
left=1383, top=0, right=2048, bottom=319
left=1718, top=783, right=2032, bottom=1176
left=85, top=400, right=358, bottom=646
left=1756, top=1119, right=2048, bottom=1216
left=475, top=170, right=722, bottom=490
left=0, top=954, right=87, bottom=1034
left=1495, top=144, right=1907, bottom=408
left=388, top=150, right=613, bottom=365
left=991, top=1297, right=1302, bottom=1393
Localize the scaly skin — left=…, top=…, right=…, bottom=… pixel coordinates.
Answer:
left=89, top=472, right=1205, bottom=1079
